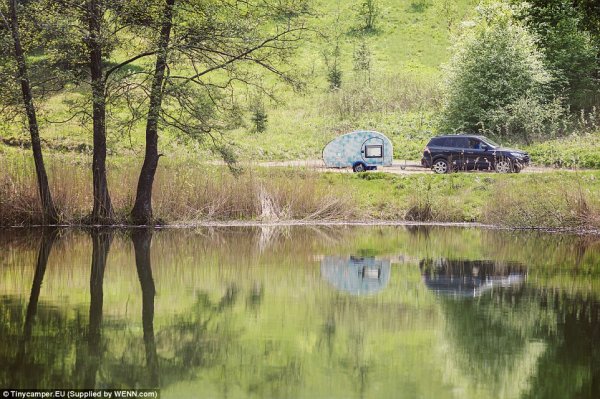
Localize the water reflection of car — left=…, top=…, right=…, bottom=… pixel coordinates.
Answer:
left=420, top=258, right=526, bottom=297
left=320, top=256, right=391, bottom=295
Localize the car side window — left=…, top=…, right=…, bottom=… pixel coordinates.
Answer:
left=468, top=139, right=482, bottom=149
left=449, top=138, right=469, bottom=148
left=429, top=138, right=444, bottom=146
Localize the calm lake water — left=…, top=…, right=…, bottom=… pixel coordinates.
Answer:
left=0, top=226, right=599, bottom=399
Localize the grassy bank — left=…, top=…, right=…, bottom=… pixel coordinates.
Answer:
left=1, top=151, right=599, bottom=230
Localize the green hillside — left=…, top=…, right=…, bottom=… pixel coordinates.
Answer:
left=1, top=0, right=599, bottom=167
left=0, top=0, right=478, bottom=161
left=228, top=0, right=479, bottom=160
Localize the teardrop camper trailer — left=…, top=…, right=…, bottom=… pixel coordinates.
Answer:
left=322, top=130, right=393, bottom=172
left=320, top=256, right=391, bottom=296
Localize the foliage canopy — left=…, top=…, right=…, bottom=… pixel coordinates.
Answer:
left=441, top=2, right=564, bottom=141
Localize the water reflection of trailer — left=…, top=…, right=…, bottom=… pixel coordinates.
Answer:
left=320, top=256, right=391, bottom=295
left=420, top=258, right=527, bottom=298
left=322, top=131, right=393, bottom=172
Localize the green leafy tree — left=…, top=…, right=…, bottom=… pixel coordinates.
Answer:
left=322, top=8, right=346, bottom=90
left=128, top=0, right=310, bottom=224
left=515, top=0, right=599, bottom=110
left=571, top=0, right=600, bottom=63
left=250, top=96, right=268, bottom=133
left=353, top=39, right=372, bottom=84
left=355, top=0, right=379, bottom=33
left=7, top=0, right=309, bottom=225
left=0, top=0, right=59, bottom=224
left=35, top=0, right=135, bottom=224
left=441, top=2, right=559, bottom=141
left=323, top=42, right=343, bottom=90
left=130, top=0, right=175, bottom=225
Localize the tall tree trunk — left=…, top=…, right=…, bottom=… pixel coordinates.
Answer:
left=88, top=0, right=114, bottom=224
left=131, top=0, right=176, bottom=225
left=132, top=229, right=160, bottom=387
left=7, top=0, right=59, bottom=224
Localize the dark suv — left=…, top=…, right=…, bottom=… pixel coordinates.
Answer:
left=421, top=135, right=530, bottom=174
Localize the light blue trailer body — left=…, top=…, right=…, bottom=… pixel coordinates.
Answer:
left=320, top=256, right=391, bottom=295
left=322, top=130, right=393, bottom=169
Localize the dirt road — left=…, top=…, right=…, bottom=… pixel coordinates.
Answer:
left=256, top=160, right=579, bottom=175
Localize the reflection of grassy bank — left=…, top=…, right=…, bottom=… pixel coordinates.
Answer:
left=2, top=227, right=600, bottom=305
left=1, top=153, right=600, bottom=230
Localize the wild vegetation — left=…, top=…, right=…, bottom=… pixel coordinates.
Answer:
left=1, top=153, right=599, bottom=231
left=0, top=0, right=599, bottom=227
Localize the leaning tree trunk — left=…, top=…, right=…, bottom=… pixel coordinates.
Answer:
left=130, top=0, right=175, bottom=225
left=88, top=0, right=114, bottom=224
left=7, top=0, right=59, bottom=224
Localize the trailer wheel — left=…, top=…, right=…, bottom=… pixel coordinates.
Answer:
left=353, top=163, right=366, bottom=173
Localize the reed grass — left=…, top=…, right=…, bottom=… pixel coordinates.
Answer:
left=2, top=152, right=600, bottom=230
left=483, top=177, right=600, bottom=230
left=0, top=154, right=356, bottom=226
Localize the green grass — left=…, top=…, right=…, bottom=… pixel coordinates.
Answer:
left=2, top=147, right=600, bottom=228
left=319, top=170, right=600, bottom=227
left=526, top=132, right=600, bottom=168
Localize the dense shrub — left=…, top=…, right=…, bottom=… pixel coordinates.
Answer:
left=354, top=0, right=380, bottom=33
left=440, top=2, right=564, bottom=142
left=486, top=96, right=569, bottom=142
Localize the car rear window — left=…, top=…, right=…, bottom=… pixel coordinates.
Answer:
left=428, top=137, right=447, bottom=146
left=429, top=137, right=469, bottom=148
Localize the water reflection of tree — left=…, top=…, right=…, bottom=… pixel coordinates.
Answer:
left=157, top=284, right=240, bottom=377
left=7, top=229, right=58, bottom=387
left=523, top=290, right=600, bottom=399
left=20, top=229, right=58, bottom=351
left=439, top=285, right=600, bottom=398
left=132, top=229, right=159, bottom=388
left=440, top=288, right=533, bottom=382
left=1, top=230, right=302, bottom=394
left=81, top=229, right=113, bottom=388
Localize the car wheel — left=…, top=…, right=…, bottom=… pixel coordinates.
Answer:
left=432, top=159, right=449, bottom=174
left=353, top=163, right=366, bottom=173
left=495, top=159, right=512, bottom=173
